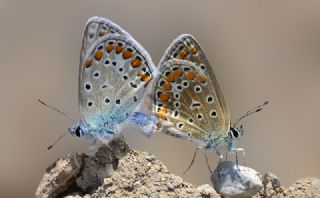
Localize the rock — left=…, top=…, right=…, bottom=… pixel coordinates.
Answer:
left=36, top=138, right=320, bottom=197
left=283, top=178, right=320, bottom=197
left=35, top=153, right=83, bottom=198
left=36, top=138, right=219, bottom=198
left=211, top=160, right=262, bottom=198
left=254, top=174, right=320, bottom=197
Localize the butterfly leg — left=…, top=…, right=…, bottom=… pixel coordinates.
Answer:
left=204, top=152, right=212, bottom=174
left=183, top=147, right=200, bottom=175
left=230, top=147, right=246, bottom=168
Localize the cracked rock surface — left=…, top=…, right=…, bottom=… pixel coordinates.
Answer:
left=36, top=138, right=319, bottom=198
left=36, top=138, right=219, bottom=198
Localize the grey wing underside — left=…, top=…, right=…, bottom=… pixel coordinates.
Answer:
left=79, top=17, right=156, bottom=136
left=153, top=34, right=230, bottom=149
left=159, top=34, right=230, bottom=133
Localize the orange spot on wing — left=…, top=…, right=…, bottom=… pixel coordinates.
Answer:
left=179, top=49, right=189, bottom=59
left=141, top=73, right=151, bottom=82
left=115, top=45, right=123, bottom=54
left=191, top=47, right=197, bottom=54
left=137, top=70, right=144, bottom=76
left=95, top=50, right=103, bottom=61
left=99, top=32, right=106, bottom=36
left=166, top=73, right=175, bottom=82
left=187, top=71, right=195, bottom=80
left=198, top=75, right=206, bottom=83
left=173, top=69, right=183, bottom=77
left=123, top=50, right=133, bottom=59
left=162, top=83, right=172, bottom=91
left=131, top=58, right=142, bottom=68
left=159, top=93, right=170, bottom=103
left=106, top=44, right=113, bottom=53
left=84, top=59, right=93, bottom=68
left=157, top=106, right=168, bottom=119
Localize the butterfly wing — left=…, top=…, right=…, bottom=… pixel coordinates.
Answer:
left=159, top=34, right=230, bottom=131
left=153, top=35, right=230, bottom=149
left=79, top=17, right=156, bottom=136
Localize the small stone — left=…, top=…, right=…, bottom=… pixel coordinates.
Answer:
left=211, top=160, right=262, bottom=198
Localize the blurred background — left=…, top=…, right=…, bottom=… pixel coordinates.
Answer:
left=1, top=0, right=320, bottom=197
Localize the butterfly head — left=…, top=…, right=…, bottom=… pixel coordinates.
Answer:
left=68, top=121, right=85, bottom=137
left=229, top=125, right=244, bottom=139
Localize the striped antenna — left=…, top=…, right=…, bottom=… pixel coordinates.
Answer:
left=233, top=101, right=269, bottom=127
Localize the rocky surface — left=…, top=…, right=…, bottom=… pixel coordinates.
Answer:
left=211, top=160, right=262, bottom=197
left=36, top=138, right=219, bottom=198
left=254, top=174, right=320, bottom=198
left=36, top=138, right=320, bottom=198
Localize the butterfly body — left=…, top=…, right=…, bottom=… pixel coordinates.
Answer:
left=69, top=16, right=157, bottom=143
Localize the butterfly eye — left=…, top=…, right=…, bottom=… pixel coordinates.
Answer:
left=75, top=127, right=81, bottom=137
left=232, top=128, right=240, bottom=138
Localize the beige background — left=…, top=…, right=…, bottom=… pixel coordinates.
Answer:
left=0, top=0, right=320, bottom=197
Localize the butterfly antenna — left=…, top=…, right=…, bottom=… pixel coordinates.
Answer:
left=233, top=101, right=269, bottom=127
left=38, top=99, right=76, bottom=123
left=183, top=147, right=199, bottom=175
left=46, top=131, right=68, bottom=152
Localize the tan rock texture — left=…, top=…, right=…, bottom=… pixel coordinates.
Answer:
left=36, top=138, right=219, bottom=198
left=36, top=138, right=319, bottom=198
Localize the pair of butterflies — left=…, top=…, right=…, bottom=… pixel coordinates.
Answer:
left=45, top=16, right=267, bottom=157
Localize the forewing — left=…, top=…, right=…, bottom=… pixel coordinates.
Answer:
left=153, top=59, right=227, bottom=147
left=159, top=34, right=230, bottom=133
left=80, top=16, right=129, bottom=64
left=79, top=17, right=156, bottom=130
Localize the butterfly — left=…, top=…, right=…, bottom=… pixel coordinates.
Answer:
left=42, top=16, right=159, bottom=149
left=152, top=34, right=267, bottom=170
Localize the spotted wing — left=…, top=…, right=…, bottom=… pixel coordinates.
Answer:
left=153, top=35, right=230, bottom=148
left=159, top=34, right=230, bottom=135
left=79, top=17, right=156, bottom=133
